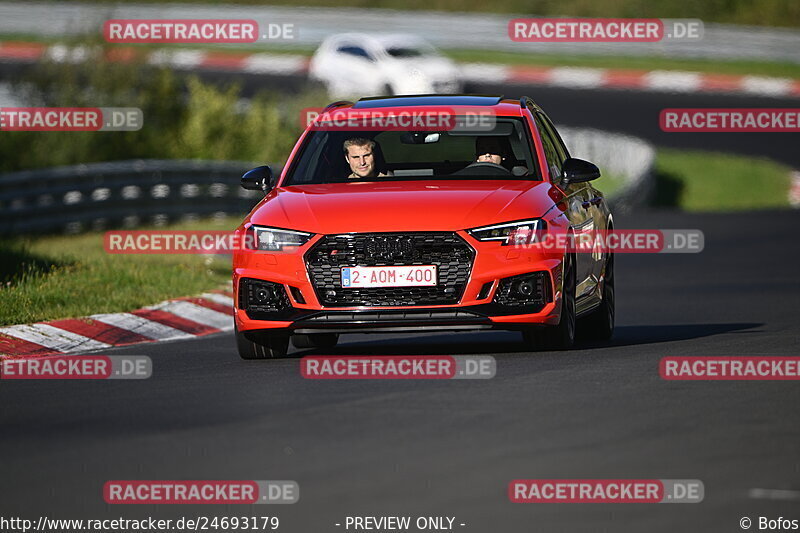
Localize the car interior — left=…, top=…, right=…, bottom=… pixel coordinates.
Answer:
left=286, top=118, right=540, bottom=185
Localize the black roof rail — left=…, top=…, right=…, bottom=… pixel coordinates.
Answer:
left=353, top=94, right=505, bottom=109
left=520, top=95, right=542, bottom=112
left=323, top=100, right=354, bottom=112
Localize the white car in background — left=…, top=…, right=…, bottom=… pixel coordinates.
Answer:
left=309, top=33, right=463, bottom=98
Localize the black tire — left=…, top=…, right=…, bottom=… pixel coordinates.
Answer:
left=522, top=253, right=577, bottom=351
left=291, top=333, right=339, bottom=351
left=579, top=251, right=615, bottom=341
left=382, top=84, right=394, bottom=96
left=236, top=326, right=290, bottom=359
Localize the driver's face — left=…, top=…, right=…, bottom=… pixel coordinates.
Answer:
left=477, top=152, right=503, bottom=165
left=346, top=145, right=376, bottom=178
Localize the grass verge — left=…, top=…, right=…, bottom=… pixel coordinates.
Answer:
left=0, top=217, right=239, bottom=326
left=653, top=149, right=793, bottom=211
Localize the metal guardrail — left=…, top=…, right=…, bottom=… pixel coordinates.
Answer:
left=0, top=127, right=654, bottom=235
left=0, top=159, right=268, bottom=235
left=560, top=127, right=656, bottom=213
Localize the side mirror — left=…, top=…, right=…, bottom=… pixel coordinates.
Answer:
left=241, top=166, right=275, bottom=193
left=560, top=158, right=601, bottom=186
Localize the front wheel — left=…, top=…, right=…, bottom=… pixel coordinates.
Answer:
left=521, top=253, right=576, bottom=351
left=579, top=251, right=615, bottom=340
left=236, top=326, right=290, bottom=359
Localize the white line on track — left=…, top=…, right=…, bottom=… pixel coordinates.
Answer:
left=0, top=323, right=111, bottom=352
left=200, top=293, right=235, bottom=307
left=644, top=70, right=703, bottom=92
left=89, top=313, right=191, bottom=341
left=549, top=67, right=606, bottom=88
left=151, top=301, right=233, bottom=330
left=242, top=54, right=307, bottom=75
left=741, top=76, right=794, bottom=96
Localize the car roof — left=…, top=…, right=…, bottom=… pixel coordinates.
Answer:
left=324, top=32, right=431, bottom=47
left=327, top=95, right=531, bottom=117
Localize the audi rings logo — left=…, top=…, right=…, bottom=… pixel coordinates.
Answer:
left=365, top=237, right=416, bottom=261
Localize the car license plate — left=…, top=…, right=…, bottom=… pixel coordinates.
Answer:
left=341, top=265, right=437, bottom=288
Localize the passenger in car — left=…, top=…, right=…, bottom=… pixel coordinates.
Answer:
left=344, top=137, right=393, bottom=179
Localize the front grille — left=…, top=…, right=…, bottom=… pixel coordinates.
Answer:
left=305, top=232, right=474, bottom=307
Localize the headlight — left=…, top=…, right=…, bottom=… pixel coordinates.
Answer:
left=245, top=225, right=313, bottom=251
left=467, top=219, right=547, bottom=246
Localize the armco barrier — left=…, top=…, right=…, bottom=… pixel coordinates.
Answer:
left=0, top=128, right=654, bottom=235
left=560, top=127, right=656, bottom=213
left=0, top=159, right=269, bottom=235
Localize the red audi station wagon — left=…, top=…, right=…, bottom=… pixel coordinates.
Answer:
left=233, top=95, right=613, bottom=358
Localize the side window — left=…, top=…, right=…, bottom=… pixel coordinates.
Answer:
left=337, top=46, right=373, bottom=61
left=538, top=113, right=570, bottom=162
left=534, top=116, right=564, bottom=181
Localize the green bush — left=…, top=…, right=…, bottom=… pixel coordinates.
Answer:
left=0, top=43, right=327, bottom=172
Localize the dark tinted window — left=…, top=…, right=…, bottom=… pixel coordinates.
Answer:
left=537, top=112, right=570, bottom=162
left=534, top=116, right=564, bottom=180
left=285, top=117, right=540, bottom=185
left=386, top=47, right=424, bottom=58
left=337, top=46, right=373, bottom=60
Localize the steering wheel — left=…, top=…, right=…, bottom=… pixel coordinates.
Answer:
left=452, top=161, right=512, bottom=177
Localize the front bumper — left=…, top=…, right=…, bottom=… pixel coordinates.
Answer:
left=233, top=229, right=564, bottom=334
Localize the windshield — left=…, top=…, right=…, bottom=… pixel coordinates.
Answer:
left=284, top=117, right=540, bottom=186
left=386, top=46, right=426, bottom=58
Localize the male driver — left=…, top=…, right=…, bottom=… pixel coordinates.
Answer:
left=344, top=137, right=391, bottom=179
left=474, top=136, right=508, bottom=166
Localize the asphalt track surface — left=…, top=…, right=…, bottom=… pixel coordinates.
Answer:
left=2, top=67, right=800, bottom=531
left=2, top=210, right=800, bottom=532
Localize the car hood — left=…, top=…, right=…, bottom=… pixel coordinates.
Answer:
left=248, top=180, right=558, bottom=234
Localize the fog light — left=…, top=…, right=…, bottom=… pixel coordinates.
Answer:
left=517, top=280, right=534, bottom=296
left=239, top=278, right=290, bottom=314
left=494, top=272, right=552, bottom=308
left=255, top=287, right=273, bottom=302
